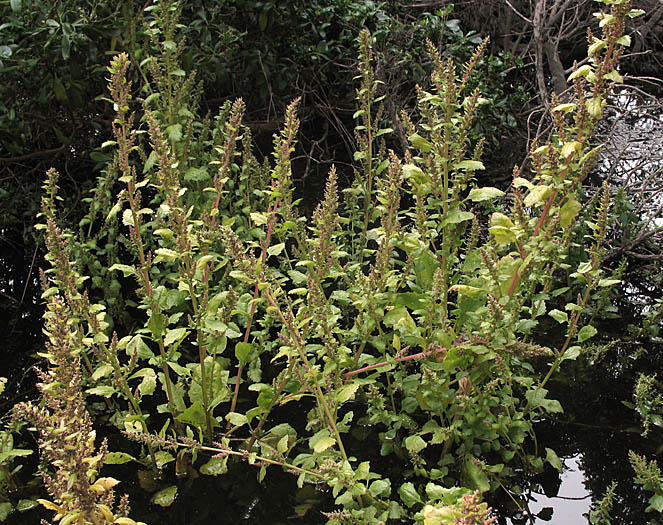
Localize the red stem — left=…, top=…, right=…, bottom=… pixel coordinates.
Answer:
left=228, top=198, right=280, bottom=414
left=344, top=347, right=447, bottom=377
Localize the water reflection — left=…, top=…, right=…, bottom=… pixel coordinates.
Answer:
left=512, top=454, right=591, bottom=524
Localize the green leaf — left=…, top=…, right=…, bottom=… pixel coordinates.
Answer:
left=0, top=501, right=12, bottom=521
left=545, top=448, right=563, bottom=472
left=560, top=197, right=582, bottom=229
left=175, top=402, right=207, bottom=428
left=524, top=185, right=552, bottom=207
left=541, top=398, right=564, bottom=414
left=0, top=449, right=32, bottom=463
left=235, top=342, right=253, bottom=364
left=449, top=285, right=483, bottom=298
left=561, top=141, right=581, bottom=159
left=409, top=133, right=433, bottom=153
left=335, top=383, right=359, bottom=403
left=313, top=436, right=336, bottom=453
left=155, top=451, right=175, bottom=468
left=647, top=494, right=663, bottom=513
left=577, top=325, right=597, bottom=343
left=562, top=346, right=581, bottom=361
left=17, top=500, right=37, bottom=513
left=200, top=456, right=228, bottom=476
left=250, top=212, right=268, bottom=225
left=9, top=0, right=21, bottom=13
left=225, top=412, right=248, bottom=427
left=599, top=279, right=621, bottom=287
left=369, top=479, right=391, bottom=498
left=568, top=64, right=593, bottom=81
left=552, top=102, right=576, bottom=113
left=108, top=263, right=136, bottom=277
left=166, top=124, right=182, bottom=142
left=105, top=452, right=136, bottom=465
left=467, top=187, right=504, bottom=202
left=402, top=163, right=425, bottom=182
left=548, top=309, right=568, bottom=324
left=399, top=482, right=423, bottom=507
left=189, top=357, right=230, bottom=410
left=455, top=160, right=485, bottom=171
left=464, top=456, right=490, bottom=492
left=163, top=327, right=188, bottom=347
left=86, top=385, right=116, bottom=397
left=489, top=213, right=516, bottom=245
left=184, top=167, right=208, bottom=181
left=267, top=243, right=285, bottom=257
left=442, top=208, right=474, bottom=226
left=404, top=435, right=427, bottom=454
left=154, top=248, right=179, bottom=261
left=152, top=485, right=178, bottom=507
left=383, top=306, right=416, bottom=332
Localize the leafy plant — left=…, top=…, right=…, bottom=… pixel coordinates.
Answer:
left=17, top=0, right=644, bottom=522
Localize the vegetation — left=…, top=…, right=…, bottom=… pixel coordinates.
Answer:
left=1, top=0, right=662, bottom=523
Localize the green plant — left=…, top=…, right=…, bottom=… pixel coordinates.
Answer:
left=23, top=0, right=643, bottom=522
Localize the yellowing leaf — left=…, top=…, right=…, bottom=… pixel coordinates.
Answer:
left=449, top=285, right=483, bottom=297
left=455, top=160, right=485, bottom=171
left=335, top=383, right=359, bottom=403
left=513, top=177, right=534, bottom=190
left=154, top=248, right=179, bottom=260
left=561, top=141, right=582, bottom=159
left=467, top=187, right=504, bottom=202
left=568, top=65, right=593, bottom=81
left=313, top=436, right=336, bottom=453
left=524, top=185, right=552, bottom=207
left=560, top=197, right=582, bottom=228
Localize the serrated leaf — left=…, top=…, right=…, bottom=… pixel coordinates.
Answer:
left=190, top=357, right=230, bottom=410
left=122, top=208, right=134, bottom=227
left=513, top=177, right=534, bottom=191
left=464, top=456, right=490, bottom=492
left=577, top=325, right=597, bottom=343
left=467, top=187, right=504, bottom=202
left=86, top=385, right=116, bottom=397
left=166, top=124, right=182, bottom=142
